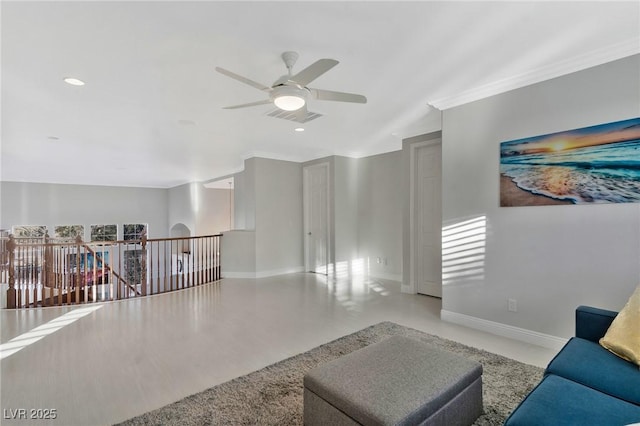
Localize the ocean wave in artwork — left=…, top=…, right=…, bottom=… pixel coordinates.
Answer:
left=502, top=164, right=640, bottom=203
left=501, top=139, right=640, bottom=203
left=500, top=119, right=640, bottom=205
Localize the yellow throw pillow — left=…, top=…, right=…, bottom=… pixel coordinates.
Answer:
left=600, top=284, right=640, bottom=367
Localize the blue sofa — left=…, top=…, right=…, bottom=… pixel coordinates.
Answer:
left=505, top=306, right=640, bottom=426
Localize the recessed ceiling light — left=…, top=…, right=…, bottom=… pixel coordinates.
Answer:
left=294, top=128, right=305, bottom=132
left=63, top=77, right=85, bottom=86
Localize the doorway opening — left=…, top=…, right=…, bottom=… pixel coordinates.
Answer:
left=410, top=140, right=442, bottom=297
left=303, top=162, right=331, bottom=275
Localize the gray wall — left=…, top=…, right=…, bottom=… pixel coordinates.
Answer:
left=233, top=159, right=256, bottom=230
left=196, top=187, right=233, bottom=235
left=301, top=153, right=405, bottom=281
left=358, top=151, right=404, bottom=281
left=168, top=182, right=233, bottom=236
left=221, top=230, right=256, bottom=275
left=334, top=156, right=360, bottom=269
left=225, top=157, right=304, bottom=276
left=441, top=54, right=640, bottom=339
left=1, top=181, right=169, bottom=238
left=168, top=183, right=196, bottom=236
left=1, top=159, right=302, bottom=278
left=254, top=158, right=304, bottom=274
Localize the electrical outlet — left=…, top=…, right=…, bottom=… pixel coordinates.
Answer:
left=376, top=257, right=382, bottom=264
left=508, top=298, right=517, bottom=312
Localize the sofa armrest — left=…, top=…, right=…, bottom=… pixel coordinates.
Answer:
left=575, top=306, right=618, bottom=342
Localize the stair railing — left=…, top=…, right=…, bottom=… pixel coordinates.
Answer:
left=1, top=233, right=222, bottom=308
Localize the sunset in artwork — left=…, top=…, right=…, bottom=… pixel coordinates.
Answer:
left=500, top=117, right=640, bottom=206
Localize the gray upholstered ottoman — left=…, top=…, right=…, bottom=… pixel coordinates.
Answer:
left=303, top=335, right=483, bottom=426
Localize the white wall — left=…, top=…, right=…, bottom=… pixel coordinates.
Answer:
left=1, top=181, right=169, bottom=238
left=441, top=54, right=640, bottom=341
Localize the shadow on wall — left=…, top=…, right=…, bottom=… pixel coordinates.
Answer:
left=170, top=223, right=191, bottom=254
left=442, top=215, right=487, bottom=286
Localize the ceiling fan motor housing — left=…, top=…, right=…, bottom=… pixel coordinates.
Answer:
left=281, top=51, right=299, bottom=71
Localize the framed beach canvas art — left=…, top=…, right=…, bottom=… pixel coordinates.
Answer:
left=500, top=117, right=640, bottom=207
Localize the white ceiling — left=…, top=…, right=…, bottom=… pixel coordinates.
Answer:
left=2, top=1, right=639, bottom=188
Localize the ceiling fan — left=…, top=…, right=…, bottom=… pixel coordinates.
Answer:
left=215, top=51, right=367, bottom=121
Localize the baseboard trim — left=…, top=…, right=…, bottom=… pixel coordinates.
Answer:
left=222, top=272, right=256, bottom=279
left=223, top=266, right=304, bottom=279
left=441, top=309, right=568, bottom=351
left=370, top=273, right=402, bottom=282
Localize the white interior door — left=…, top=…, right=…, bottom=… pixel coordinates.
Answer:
left=303, top=163, right=329, bottom=274
left=416, top=143, right=442, bottom=297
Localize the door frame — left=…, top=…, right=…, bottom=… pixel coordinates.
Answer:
left=303, top=162, right=331, bottom=274
left=409, top=138, right=442, bottom=295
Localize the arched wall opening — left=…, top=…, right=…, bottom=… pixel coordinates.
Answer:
left=170, top=223, right=191, bottom=253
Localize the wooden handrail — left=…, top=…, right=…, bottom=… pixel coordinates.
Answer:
left=2, top=233, right=222, bottom=308
left=0, top=233, right=223, bottom=247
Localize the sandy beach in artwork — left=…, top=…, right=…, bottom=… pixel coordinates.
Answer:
left=500, top=174, right=573, bottom=207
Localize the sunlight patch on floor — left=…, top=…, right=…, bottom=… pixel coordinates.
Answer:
left=0, top=305, right=103, bottom=359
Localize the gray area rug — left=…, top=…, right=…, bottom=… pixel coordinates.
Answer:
left=117, top=322, right=543, bottom=425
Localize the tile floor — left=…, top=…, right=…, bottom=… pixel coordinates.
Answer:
left=0, top=273, right=557, bottom=425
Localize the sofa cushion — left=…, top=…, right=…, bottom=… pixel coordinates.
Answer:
left=576, top=305, right=618, bottom=343
left=600, top=284, right=640, bottom=367
left=546, top=337, right=640, bottom=405
left=504, top=374, right=640, bottom=426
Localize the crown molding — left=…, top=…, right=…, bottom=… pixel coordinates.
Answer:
left=242, top=151, right=308, bottom=164
left=430, top=38, right=640, bottom=110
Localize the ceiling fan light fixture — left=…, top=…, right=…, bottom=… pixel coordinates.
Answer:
left=63, top=77, right=85, bottom=86
left=272, top=85, right=307, bottom=111
left=274, top=95, right=305, bottom=111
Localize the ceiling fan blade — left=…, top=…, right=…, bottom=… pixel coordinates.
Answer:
left=215, top=67, right=271, bottom=92
left=311, top=88, right=367, bottom=104
left=291, top=59, right=339, bottom=86
left=222, top=99, right=272, bottom=109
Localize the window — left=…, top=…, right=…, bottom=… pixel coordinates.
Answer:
left=54, top=225, right=84, bottom=241
left=12, top=225, right=47, bottom=238
left=91, top=225, right=117, bottom=242
left=123, top=224, right=147, bottom=241
left=124, top=249, right=143, bottom=284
